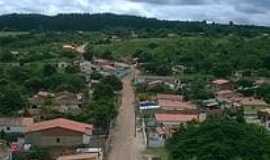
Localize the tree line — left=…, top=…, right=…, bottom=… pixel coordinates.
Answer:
left=0, top=13, right=269, bottom=36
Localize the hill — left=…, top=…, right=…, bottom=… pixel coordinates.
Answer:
left=0, top=13, right=269, bottom=35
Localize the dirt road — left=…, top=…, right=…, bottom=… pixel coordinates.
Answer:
left=108, top=75, right=141, bottom=160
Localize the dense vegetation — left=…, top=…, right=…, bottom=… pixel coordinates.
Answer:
left=166, top=117, right=270, bottom=160
left=1, top=29, right=270, bottom=113
left=0, top=13, right=270, bottom=36
left=0, top=63, right=86, bottom=116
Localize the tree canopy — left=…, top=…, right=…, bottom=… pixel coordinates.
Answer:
left=166, top=118, right=270, bottom=160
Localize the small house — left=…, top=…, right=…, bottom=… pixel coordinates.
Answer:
left=201, top=99, right=221, bottom=110
left=157, top=94, right=195, bottom=111
left=0, top=117, right=34, bottom=134
left=155, top=113, right=198, bottom=127
left=25, top=118, right=94, bottom=147
left=215, top=90, right=235, bottom=99
left=135, top=76, right=180, bottom=90
left=29, top=91, right=84, bottom=115
left=212, top=79, right=233, bottom=91
left=238, top=97, right=269, bottom=108
left=258, top=109, right=270, bottom=130
left=148, top=112, right=200, bottom=147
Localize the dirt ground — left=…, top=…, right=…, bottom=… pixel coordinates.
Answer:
left=107, top=72, right=144, bottom=160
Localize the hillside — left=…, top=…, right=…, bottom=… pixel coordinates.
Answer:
left=0, top=13, right=270, bottom=35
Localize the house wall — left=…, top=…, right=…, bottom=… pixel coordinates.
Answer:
left=158, top=121, right=182, bottom=127
left=0, top=126, right=25, bottom=133
left=25, top=128, right=85, bottom=147
left=83, top=134, right=91, bottom=144
left=148, top=133, right=165, bottom=148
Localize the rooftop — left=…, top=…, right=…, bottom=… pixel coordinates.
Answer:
left=158, top=99, right=194, bottom=110
left=0, top=117, right=34, bottom=127
left=259, top=108, right=270, bottom=115
left=30, top=91, right=82, bottom=105
left=157, top=94, right=183, bottom=101
left=239, top=97, right=269, bottom=107
left=155, top=113, right=198, bottom=123
left=26, top=118, right=94, bottom=134
left=57, top=153, right=99, bottom=160
left=212, top=79, right=230, bottom=85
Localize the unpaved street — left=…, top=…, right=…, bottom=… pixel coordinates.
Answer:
left=108, top=74, right=141, bottom=160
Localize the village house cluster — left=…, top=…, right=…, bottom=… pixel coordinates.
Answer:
left=134, top=75, right=270, bottom=148
left=0, top=43, right=131, bottom=160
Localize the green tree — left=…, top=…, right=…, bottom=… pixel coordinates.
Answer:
left=101, top=50, right=113, bottom=59
left=0, top=85, right=25, bottom=115
left=101, top=75, right=123, bottom=91
left=183, top=79, right=214, bottom=100
left=42, top=64, right=57, bottom=77
left=166, top=118, right=270, bottom=160
left=93, top=83, right=115, bottom=100
left=24, top=77, right=43, bottom=93
left=65, top=65, right=80, bottom=74
left=212, top=62, right=233, bottom=78
left=0, top=51, right=16, bottom=62
left=257, top=84, right=270, bottom=103
left=6, top=66, right=30, bottom=83
left=83, top=46, right=94, bottom=61
left=88, top=99, right=118, bottom=129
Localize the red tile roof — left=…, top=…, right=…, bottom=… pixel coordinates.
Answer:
left=157, top=94, right=183, bottom=101
left=26, top=118, right=94, bottom=134
left=158, top=99, right=194, bottom=110
left=57, top=153, right=99, bottom=160
left=155, top=113, right=198, bottom=123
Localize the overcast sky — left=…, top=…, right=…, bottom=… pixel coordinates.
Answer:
left=0, top=0, right=269, bottom=26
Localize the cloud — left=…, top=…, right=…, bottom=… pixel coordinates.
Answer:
left=0, top=0, right=269, bottom=26
left=127, top=0, right=216, bottom=5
